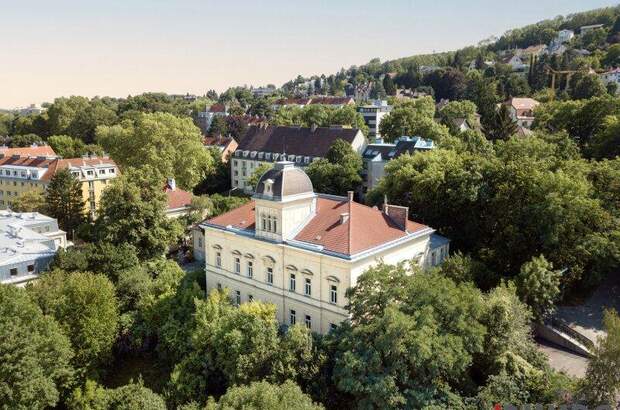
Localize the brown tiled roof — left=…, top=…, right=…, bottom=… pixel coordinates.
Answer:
left=165, top=187, right=192, bottom=210
left=209, top=103, right=227, bottom=113
left=273, top=98, right=312, bottom=106
left=203, top=136, right=234, bottom=147
left=236, top=125, right=361, bottom=158
left=0, top=146, right=56, bottom=157
left=206, top=197, right=430, bottom=256
left=0, top=155, right=117, bottom=181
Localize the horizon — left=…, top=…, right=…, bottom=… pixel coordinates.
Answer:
left=1, top=0, right=618, bottom=109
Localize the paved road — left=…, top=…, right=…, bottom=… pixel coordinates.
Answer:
left=536, top=340, right=588, bottom=378
left=555, top=273, right=620, bottom=345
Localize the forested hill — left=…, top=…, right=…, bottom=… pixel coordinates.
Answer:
left=280, top=4, right=620, bottom=96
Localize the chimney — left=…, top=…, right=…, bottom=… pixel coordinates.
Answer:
left=167, top=177, right=176, bottom=191
left=384, top=204, right=409, bottom=231
left=339, top=212, right=350, bottom=224
left=347, top=191, right=354, bottom=202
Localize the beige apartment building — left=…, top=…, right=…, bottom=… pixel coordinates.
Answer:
left=0, top=154, right=118, bottom=218
left=194, top=162, right=449, bottom=333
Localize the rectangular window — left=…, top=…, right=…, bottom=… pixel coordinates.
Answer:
left=217, top=283, right=222, bottom=290
left=198, top=237, right=203, bottom=248
left=266, top=267, right=273, bottom=285
left=273, top=218, right=277, bottom=233
left=289, top=273, right=296, bottom=292
left=27, top=264, right=34, bottom=272
left=235, top=290, right=241, bottom=306
left=305, top=315, right=312, bottom=329
left=330, top=285, right=338, bottom=304
left=234, top=257, right=241, bottom=274
left=330, top=323, right=337, bottom=332
left=10, top=268, right=17, bottom=276
left=247, top=261, right=253, bottom=278
left=290, top=309, right=296, bottom=325
left=216, top=252, right=222, bottom=267
left=304, top=278, right=311, bottom=296
left=248, top=294, right=254, bottom=302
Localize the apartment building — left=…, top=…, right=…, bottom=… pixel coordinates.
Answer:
left=0, top=210, right=67, bottom=286
left=357, top=100, right=392, bottom=139
left=194, top=162, right=448, bottom=333
left=230, top=125, right=366, bottom=191
left=0, top=154, right=118, bottom=218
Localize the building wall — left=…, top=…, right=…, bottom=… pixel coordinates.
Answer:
left=81, top=178, right=114, bottom=218
left=202, top=225, right=433, bottom=333
left=0, top=254, right=55, bottom=286
left=0, top=178, right=46, bottom=209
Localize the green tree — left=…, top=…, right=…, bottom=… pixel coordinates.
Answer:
left=0, top=285, right=74, bottom=410
left=68, top=379, right=166, bottom=410
left=11, top=190, right=46, bottom=213
left=97, top=112, right=213, bottom=190
left=94, top=167, right=182, bottom=260
left=484, top=104, right=517, bottom=141
left=28, top=270, right=119, bottom=379
left=515, top=255, right=562, bottom=322
left=334, top=263, right=486, bottom=409
left=45, top=168, right=85, bottom=237
left=578, top=309, right=620, bottom=407
left=383, top=75, right=397, bottom=96
left=438, top=100, right=478, bottom=133
left=208, top=115, right=228, bottom=136
left=205, top=381, right=323, bottom=410
left=306, top=139, right=362, bottom=195
left=48, top=134, right=87, bottom=158
left=603, top=43, right=620, bottom=66
left=207, top=193, right=251, bottom=218
left=379, top=104, right=450, bottom=142
left=591, top=114, right=620, bottom=159
left=569, top=72, right=607, bottom=100
left=9, top=133, right=44, bottom=147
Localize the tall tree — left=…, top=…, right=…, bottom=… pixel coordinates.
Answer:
left=96, top=112, right=214, bottom=190
left=515, top=255, right=562, bottom=322
left=484, top=104, right=518, bottom=141
left=205, top=381, right=323, bottom=410
left=306, top=139, right=362, bottom=195
left=0, top=286, right=74, bottom=409
left=28, top=270, right=119, bottom=380
left=11, top=190, right=46, bottom=213
left=45, top=168, right=85, bottom=237
left=94, top=167, right=182, bottom=260
left=382, top=75, right=397, bottom=96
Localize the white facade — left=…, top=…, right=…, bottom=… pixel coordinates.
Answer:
left=557, top=29, right=575, bottom=43
left=0, top=211, right=67, bottom=286
left=357, top=100, right=392, bottom=139
left=600, top=69, right=620, bottom=94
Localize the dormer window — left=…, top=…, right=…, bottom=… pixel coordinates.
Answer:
left=262, top=178, right=274, bottom=198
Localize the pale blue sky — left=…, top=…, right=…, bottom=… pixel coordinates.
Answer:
left=0, top=0, right=617, bottom=107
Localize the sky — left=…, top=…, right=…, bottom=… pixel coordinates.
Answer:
left=0, top=0, right=617, bottom=108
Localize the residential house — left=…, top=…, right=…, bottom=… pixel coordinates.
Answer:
left=501, top=54, right=528, bottom=71
left=556, top=29, right=575, bottom=43
left=251, top=86, right=276, bottom=98
left=203, top=135, right=238, bottom=162
left=362, top=136, right=434, bottom=192
left=0, top=210, right=67, bottom=286
left=164, top=178, right=193, bottom=219
left=230, top=125, right=366, bottom=191
left=504, top=97, right=540, bottom=128
left=194, top=161, right=449, bottom=333
left=580, top=24, right=605, bottom=34
left=599, top=68, right=620, bottom=94
left=357, top=100, right=392, bottom=139
left=196, top=103, right=229, bottom=134
left=0, top=154, right=119, bottom=218
left=271, top=98, right=312, bottom=111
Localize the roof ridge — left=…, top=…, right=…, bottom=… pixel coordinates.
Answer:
left=347, top=198, right=352, bottom=254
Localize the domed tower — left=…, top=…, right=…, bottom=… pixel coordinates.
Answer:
left=253, top=161, right=317, bottom=242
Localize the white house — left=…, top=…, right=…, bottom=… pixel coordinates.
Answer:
left=501, top=54, right=528, bottom=71
left=357, top=100, right=392, bottom=139
left=0, top=211, right=67, bottom=286
left=504, top=97, right=540, bottom=128
left=599, top=68, right=620, bottom=94
left=194, top=162, right=449, bottom=333
left=362, top=136, right=434, bottom=192
left=557, top=29, right=575, bottom=43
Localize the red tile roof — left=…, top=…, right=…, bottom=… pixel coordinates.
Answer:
left=0, top=145, right=56, bottom=157
left=309, top=96, right=354, bottom=106
left=206, top=197, right=430, bottom=256
left=208, top=103, right=227, bottom=113
left=163, top=182, right=193, bottom=210
left=0, top=155, right=117, bottom=181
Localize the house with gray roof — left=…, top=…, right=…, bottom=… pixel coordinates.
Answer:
left=0, top=211, right=66, bottom=286
left=362, top=136, right=434, bottom=192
